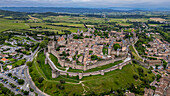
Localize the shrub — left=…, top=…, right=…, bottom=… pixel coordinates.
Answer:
left=60, top=79, right=65, bottom=84
left=30, top=88, right=34, bottom=92
left=18, top=79, right=25, bottom=85
left=27, top=61, right=32, bottom=67
left=38, top=77, right=44, bottom=83
left=8, top=73, right=12, bottom=77
left=23, top=91, right=29, bottom=95
left=133, top=74, right=139, bottom=80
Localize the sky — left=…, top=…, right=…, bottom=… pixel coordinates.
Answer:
left=0, top=0, right=170, bottom=8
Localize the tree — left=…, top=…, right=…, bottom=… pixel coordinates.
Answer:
left=60, top=79, right=65, bottom=84
left=155, top=64, right=159, bottom=69
left=89, top=50, right=93, bottom=55
left=38, top=77, right=44, bottom=83
left=23, top=91, right=29, bottom=95
left=15, top=94, right=22, bottom=96
left=17, top=79, right=25, bottom=85
left=162, top=60, right=168, bottom=70
left=133, top=74, right=139, bottom=80
left=8, top=73, right=12, bottom=77
left=149, top=66, right=153, bottom=70
left=26, top=61, right=32, bottom=67
left=91, top=55, right=98, bottom=60
left=128, top=83, right=136, bottom=92
left=40, top=41, right=47, bottom=48
left=10, top=83, right=16, bottom=88
left=30, top=88, right=34, bottom=92
left=156, top=74, right=162, bottom=81
left=1, top=87, right=8, bottom=94
left=113, top=44, right=121, bottom=51
left=13, top=76, right=18, bottom=80
left=137, top=67, right=144, bottom=76
left=163, top=63, right=167, bottom=70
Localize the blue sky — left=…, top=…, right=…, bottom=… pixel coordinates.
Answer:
left=0, top=0, right=170, bottom=8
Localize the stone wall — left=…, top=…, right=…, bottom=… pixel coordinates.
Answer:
left=47, top=53, right=132, bottom=79
left=67, top=59, right=131, bottom=79
left=50, top=49, right=127, bottom=71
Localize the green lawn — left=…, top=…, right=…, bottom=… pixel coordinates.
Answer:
left=11, top=59, right=26, bottom=67
left=3, top=59, right=26, bottom=70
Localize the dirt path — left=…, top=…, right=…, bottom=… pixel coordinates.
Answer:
left=80, top=81, right=90, bottom=95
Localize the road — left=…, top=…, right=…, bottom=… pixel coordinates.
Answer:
left=23, top=47, right=50, bottom=96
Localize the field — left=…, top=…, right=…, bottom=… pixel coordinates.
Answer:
left=0, top=13, right=169, bottom=35
left=150, top=18, right=166, bottom=22
left=0, top=18, right=29, bottom=32
left=0, top=15, right=151, bottom=34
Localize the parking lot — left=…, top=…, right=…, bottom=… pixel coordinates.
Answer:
left=0, top=65, right=35, bottom=96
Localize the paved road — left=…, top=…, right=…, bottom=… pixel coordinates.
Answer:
left=23, top=47, right=50, bottom=96
left=27, top=35, right=41, bottom=43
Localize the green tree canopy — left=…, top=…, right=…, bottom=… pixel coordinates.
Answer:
left=113, top=43, right=121, bottom=51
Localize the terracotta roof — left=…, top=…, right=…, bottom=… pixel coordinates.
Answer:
left=156, top=38, right=163, bottom=44
left=1, top=58, right=8, bottom=62
left=0, top=54, right=7, bottom=57
left=57, top=36, right=65, bottom=42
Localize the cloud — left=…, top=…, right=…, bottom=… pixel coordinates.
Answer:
left=72, top=0, right=91, bottom=2
left=0, top=0, right=170, bottom=8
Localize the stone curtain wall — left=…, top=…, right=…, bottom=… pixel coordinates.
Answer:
left=47, top=53, right=131, bottom=79
left=51, top=49, right=127, bottom=71
left=61, top=59, right=131, bottom=79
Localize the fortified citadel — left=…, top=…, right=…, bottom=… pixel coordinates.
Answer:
left=46, top=28, right=138, bottom=79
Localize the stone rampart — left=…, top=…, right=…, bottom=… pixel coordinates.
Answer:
left=47, top=53, right=132, bottom=79
left=50, top=49, right=127, bottom=71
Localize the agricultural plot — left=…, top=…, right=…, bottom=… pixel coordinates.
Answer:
left=0, top=18, right=29, bottom=32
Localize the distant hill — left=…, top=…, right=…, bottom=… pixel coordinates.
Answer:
left=0, top=7, right=121, bottom=13
left=0, top=7, right=169, bottom=14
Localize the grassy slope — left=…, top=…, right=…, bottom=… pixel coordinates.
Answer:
left=82, top=64, right=155, bottom=95
left=30, top=51, right=155, bottom=95
left=30, top=51, right=82, bottom=95
left=129, top=45, right=143, bottom=61
left=49, top=53, right=66, bottom=71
